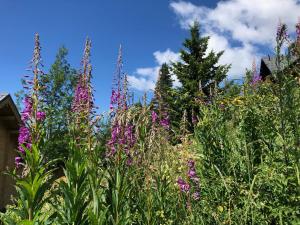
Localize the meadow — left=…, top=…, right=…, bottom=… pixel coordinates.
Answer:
left=0, top=22, right=300, bottom=225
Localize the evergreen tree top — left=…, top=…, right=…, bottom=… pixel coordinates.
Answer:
left=153, top=63, right=173, bottom=112
left=182, top=22, right=209, bottom=60
left=173, top=22, right=230, bottom=96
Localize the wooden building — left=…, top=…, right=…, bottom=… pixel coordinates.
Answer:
left=260, top=55, right=300, bottom=81
left=0, top=93, right=20, bottom=210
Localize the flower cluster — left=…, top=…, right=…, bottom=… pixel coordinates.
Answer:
left=177, top=159, right=200, bottom=201
left=151, top=110, right=170, bottom=130
left=18, top=96, right=33, bottom=158
left=72, top=75, right=91, bottom=113
left=16, top=34, right=46, bottom=168
left=187, top=160, right=199, bottom=183
left=124, top=124, right=136, bottom=164
left=17, top=96, right=46, bottom=168
left=107, top=122, right=121, bottom=156
left=17, top=94, right=46, bottom=167
left=160, top=112, right=170, bottom=129
left=37, top=111, right=46, bottom=121
left=71, top=39, right=96, bottom=147
left=107, top=121, right=136, bottom=164
left=250, top=59, right=262, bottom=86
left=21, top=96, right=33, bottom=121
left=107, top=46, right=136, bottom=164
left=250, top=73, right=262, bottom=86
left=110, top=90, right=121, bottom=111
left=15, top=156, right=22, bottom=168
left=151, top=111, right=158, bottom=124
left=177, top=177, right=190, bottom=193
left=18, top=126, right=31, bottom=154
left=110, top=45, right=125, bottom=115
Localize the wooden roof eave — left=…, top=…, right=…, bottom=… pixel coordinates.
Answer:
left=0, top=94, right=21, bottom=125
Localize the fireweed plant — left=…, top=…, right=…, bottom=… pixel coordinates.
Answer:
left=104, top=46, right=136, bottom=224
left=52, top=38, right=100, bottom=225
left=1, top=22, right=300, bottom=224
left=1, top=34, right=56, bottom=224
left=107, top=45, right=135, bottom=163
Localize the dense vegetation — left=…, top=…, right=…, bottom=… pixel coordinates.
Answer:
left=1, top=22, right=300, bottom=224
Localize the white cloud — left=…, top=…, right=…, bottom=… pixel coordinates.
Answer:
left=128, top=49, right=180, bottom=91
left=127, top=76, right=156, bottom=92
left=136, top=67, right=159, bottom=78
left=206, top=31, right=259, bottom=79
left=170, top=0, right=300, bottom=78
left=154, top=48, right=181, bottom=65
left=169, top=1, right=208, bottom=29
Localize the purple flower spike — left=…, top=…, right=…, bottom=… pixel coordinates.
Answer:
left=110, top=90, right=120, bottom=106
left=18, top=127, right=30, bottom=144
left=106, top=46, right=137, bottom=164
left=151, top=111, right=158, bottom=124
left=187, top=160, right=195, bottom=168
left=106, top=121, right=136, bottom=164
left=188, top=169, right=197, bottom=178
left=177, top=177, right=190, bottom=193
left=21, top=96, right=33, bottom=121
left=160, top=113, right=170, bottom=129
left=187, top=160, right=199, bottom=180
left=18, top=126, right=31, bottom=153
left=250, top=73, right=262, bottom=86
left=72, top=76, right=90, bottom=113
left=126, top=157, right=133, bottom=166
left=187, top=159, right=200, bottom=185
left=37, top=111, right=46, bottom=121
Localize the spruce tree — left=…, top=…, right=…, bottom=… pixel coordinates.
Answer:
left=173, top=22, right=230, bottom=98
left=152, top=63, right=183, bottom=139
left=172, top=22, right=230, bottom=128
left=153, top=63, right=173, bottom=111
left=156, top=63, right=173, bottom=93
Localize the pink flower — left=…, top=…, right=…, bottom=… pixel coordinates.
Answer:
left=250, top=73, right=262, bottom=86
left=151, top=111, right=158, bottom=124
left=160, top=113, right=170, bottom=129
left=177, top=177, right=190, bottom=193
left=21, top=96, right=33, bottom=121
left=18, top=126, right=31, bottom=153
left=37, top=111, right=46, bottom=121
left=188, top=169, right=197, bottom=178
left=187, top=160, right=195, bottom=168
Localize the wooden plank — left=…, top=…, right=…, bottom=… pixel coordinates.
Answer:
left=0, top=116, right=15, bottom=121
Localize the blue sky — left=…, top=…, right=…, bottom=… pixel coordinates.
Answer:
left=0, top=0, right=299, bottom=111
